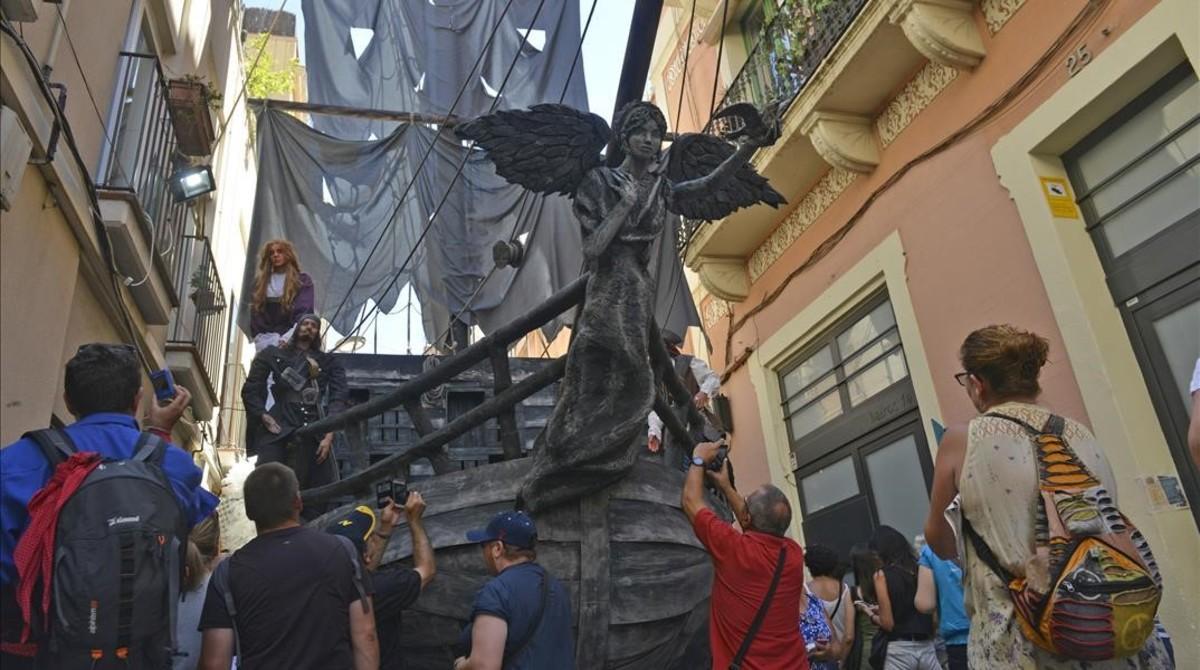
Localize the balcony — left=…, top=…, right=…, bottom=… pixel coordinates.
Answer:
left=680, top=0, right=870, bottom=257
left=680, top=0, right=987, bottom=301
left=166, top=235, right=228, bottom=421
left=96, top=52, right=195, bottom=325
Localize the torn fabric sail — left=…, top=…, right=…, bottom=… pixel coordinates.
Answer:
left=301, top=0, right=589, bottom=141
left=242, top=109, right=699, bottom=343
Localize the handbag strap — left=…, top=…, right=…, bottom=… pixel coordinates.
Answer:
left=502, top=566, right=549, bottom=668
left=730, top=546, right=787, bottom=670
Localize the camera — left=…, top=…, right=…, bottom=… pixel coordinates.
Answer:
left=375, top=479, right=408, bottom=509
left=150, top=369, right=176, bottom=404
left=707, top=446, right=729, bottom=472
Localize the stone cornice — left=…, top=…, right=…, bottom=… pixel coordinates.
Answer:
left=875, top=61, right=959, bottom=147
left=981, top=0, right=1027, bottom=34
left=694, top=255, right=753, bottom=302
left=749, top=168, right=858, bottom=281
left=801, top=111, right=880, bottom=173
left=889, top=0, right=986, bottom=70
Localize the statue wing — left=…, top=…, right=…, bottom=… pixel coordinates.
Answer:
left=456, top=104, right=610, bottom=197
left=665, top=133, right=787, bottom=221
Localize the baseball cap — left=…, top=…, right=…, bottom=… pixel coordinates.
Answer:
left=326, top=505, right=377, bottom=553
left=465, top=510, right=537, bottom=549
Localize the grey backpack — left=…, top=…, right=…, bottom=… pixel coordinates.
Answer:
left=24, top=428, right=187, bottom=670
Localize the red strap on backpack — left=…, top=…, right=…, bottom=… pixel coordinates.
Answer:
left=13, top=451, right=100, bottom=645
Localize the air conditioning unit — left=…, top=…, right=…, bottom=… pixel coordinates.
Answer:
left=0, top=105, right=33, bottom=211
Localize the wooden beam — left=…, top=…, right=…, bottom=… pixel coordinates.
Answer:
left=302, top=355, right=567, bottom=504
left=248, top=98, right=462, bottom=126
left=296, top=274, right=588, bottom=439
left=575, top=490, right=611, bottom=669
left=402, top=397, right=453, bottom=475
left=490, top=347, right=524, bottom=460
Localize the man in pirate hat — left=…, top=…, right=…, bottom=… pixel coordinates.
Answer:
left=242, top=313, right=348, bottom=514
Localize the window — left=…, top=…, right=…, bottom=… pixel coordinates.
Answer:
left=779, top=296, right=909, bottom=444
left=1064, top=63, right=1200, bottom=527
left=779, top=292, right=930, bottom=558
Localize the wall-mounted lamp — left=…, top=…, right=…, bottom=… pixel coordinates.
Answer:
left=168, top=164, right=216, bottom=202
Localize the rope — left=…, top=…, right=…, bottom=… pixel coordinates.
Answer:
left=334, top=0, right=552, bottom=344
left=366, top=0, right=601, bottom=354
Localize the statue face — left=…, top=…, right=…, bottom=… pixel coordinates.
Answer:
left=624, top=120, right=663, bottom=162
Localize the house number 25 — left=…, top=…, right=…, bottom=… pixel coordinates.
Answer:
left=1065, top=45, right=1092, bottom=77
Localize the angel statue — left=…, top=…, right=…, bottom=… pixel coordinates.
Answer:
left=457, top=100, right=784, bottom=512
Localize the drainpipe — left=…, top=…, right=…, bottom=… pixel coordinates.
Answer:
left=41, top=0, right=72, bottom=79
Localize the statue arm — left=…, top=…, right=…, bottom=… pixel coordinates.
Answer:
left=669, top=139, right=758, bottom=199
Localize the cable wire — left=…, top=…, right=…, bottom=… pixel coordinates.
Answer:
left=672, top=1, right=699, bottom=132
left=0, top=18, right=153, bottom=373
left=212, top=0, right=291, bottom=148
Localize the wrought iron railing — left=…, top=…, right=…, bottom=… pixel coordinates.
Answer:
left=168, top=235, right=228, bottom=398
left=678, top=0, right=869, bottom=257
left=98, top=52, right=193, bottom=292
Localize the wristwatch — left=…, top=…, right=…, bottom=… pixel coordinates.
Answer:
left=691, top=455, right=706, bottom=468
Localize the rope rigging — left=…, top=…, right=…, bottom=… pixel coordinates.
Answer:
left=321, top=0, right=527, bottom=335
left=338, top=0, right=603, bottom=353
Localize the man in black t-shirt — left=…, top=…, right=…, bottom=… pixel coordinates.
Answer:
left=327, top=492, right=436, bottom=670
left=197, top=463, right=378, bottom=670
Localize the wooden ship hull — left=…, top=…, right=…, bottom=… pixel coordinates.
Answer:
left=301, top=277, right=727, bottom=669
left=317, top=457, right=723, bottom=670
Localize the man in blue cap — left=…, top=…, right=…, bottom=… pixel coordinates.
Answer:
left=453, top=511, right=575, bottom=670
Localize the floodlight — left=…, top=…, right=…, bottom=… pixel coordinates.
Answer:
left=168, top=164, right=216, bottom=202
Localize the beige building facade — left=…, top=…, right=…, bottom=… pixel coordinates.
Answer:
left=652, top=0, right=1199, bottom=656
left=1, top=0, right=258, bottom=488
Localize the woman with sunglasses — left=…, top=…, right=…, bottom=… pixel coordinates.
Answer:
left=922, top=325, right=1171, bottom=669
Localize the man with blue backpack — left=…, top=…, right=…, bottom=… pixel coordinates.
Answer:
left=0, top=343, right=219, bottom=669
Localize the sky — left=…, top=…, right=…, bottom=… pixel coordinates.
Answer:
left=240, top=0, right=636, bottom=354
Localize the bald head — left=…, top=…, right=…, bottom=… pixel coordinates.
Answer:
left=746, top=485, right=791, bottom=537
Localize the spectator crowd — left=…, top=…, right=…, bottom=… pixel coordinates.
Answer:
left=0, top=241, right=1189, bottom=670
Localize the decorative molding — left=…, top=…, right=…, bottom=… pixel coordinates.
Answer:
left=889, top=0, right=986, bottom=70
left=748, top=168, right=858, bottom=281
left=981, top=0, right=1027, bottom=34
left=702, top=297, right=732, bottom=330
left=875, top=61, right=959, bottom=147
left=800, top=111, right=880, bottom=173
left=694, top=256, right=752, bottom=302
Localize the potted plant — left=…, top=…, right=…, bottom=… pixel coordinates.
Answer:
left=167, top=75, right=217, bottom=156
left=188, top=268, right=220, bottom=313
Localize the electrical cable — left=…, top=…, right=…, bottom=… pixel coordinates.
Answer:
left=212, top=0, right=291, bottom=149
left=321, top=0, right=525, bottom=333
left=673, top=0, right=699, bottom=132
left=53, top=4, right=168, bottom=289
left=0, top=18, right=154, bottom=374
left=708, top=0, right=730, bottom=121
left=718, top=0, right=1112, bottom=377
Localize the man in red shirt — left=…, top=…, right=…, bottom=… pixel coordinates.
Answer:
left=683, top=442, right=807, bottom=670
